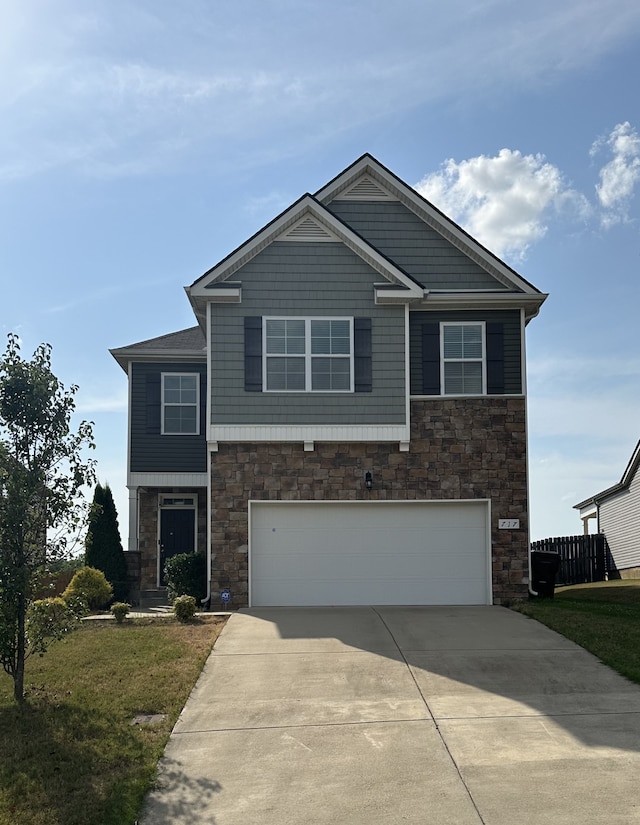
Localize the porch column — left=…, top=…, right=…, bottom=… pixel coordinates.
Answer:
left=128, top=487, right=139, bottom=552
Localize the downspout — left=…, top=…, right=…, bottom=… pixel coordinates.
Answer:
left=202, top=300, right=213, bottom=609
left=522, top=308, right=539, bottom=597
left=202, top=445, right=212, bottom=609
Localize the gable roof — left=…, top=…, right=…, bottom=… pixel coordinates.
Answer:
left=186, top=192, right=425, bottom=323
left=110, top=326, right=205, bottom=372
left=186, top=154, right=547, bottom=324
left=316, top=154, right=545, bottom=296
left=574, top=439, right=640, bottom=510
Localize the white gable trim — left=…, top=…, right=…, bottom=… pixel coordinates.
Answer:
left=188, top=195, right=422, bottom=299
left=316, top=155, right=545, bottom=296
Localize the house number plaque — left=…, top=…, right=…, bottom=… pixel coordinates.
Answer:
left=498, top=519, right=520, bottom=529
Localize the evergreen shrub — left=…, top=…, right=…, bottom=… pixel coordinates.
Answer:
left=173, top=595, right=197, bottom=623
left=164, top=552, right=206, bottom=602
left=62, top=566, right=113, bottom=611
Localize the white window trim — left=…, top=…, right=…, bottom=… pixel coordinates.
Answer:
left=159, top=494, right=198, bottom=508
left=263, top=317, right=354, bottom=393
left=440, top=321, right=487, bottom=396
left=161, top=372, right=200, bottom=435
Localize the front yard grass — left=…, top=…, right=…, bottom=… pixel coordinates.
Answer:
left=514, top=579, right=640, bottom=684
left=0, top=615, right=226, bottom=825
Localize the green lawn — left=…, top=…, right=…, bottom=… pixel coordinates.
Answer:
left=0, top=616, right=226, bottom=825
left=514, top=579, right=640, bottom=684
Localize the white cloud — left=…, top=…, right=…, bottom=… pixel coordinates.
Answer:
left=2, top=1, right=640, bottom=180
left=415, top=149, right=588, bottom=260
left=592, top=122, right=640, bottom=227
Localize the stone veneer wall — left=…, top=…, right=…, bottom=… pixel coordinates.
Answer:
left=137, top=488, right=207, bottom=591
left=210, top=398, right=529, bottom=607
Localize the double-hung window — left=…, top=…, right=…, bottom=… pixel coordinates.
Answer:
left=264, top=318, right=353, bottom=392
left=161, top=373, right=199, bottom=434
left=441, top=323, right=485, bottom=395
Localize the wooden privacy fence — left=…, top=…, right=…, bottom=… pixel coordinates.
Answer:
left=531, top=534, right=609, bottom=586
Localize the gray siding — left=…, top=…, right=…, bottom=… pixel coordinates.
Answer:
left=599, top=470, right=640, bottom=571
left=210, top=242, right=406, bottom=425
left=409, top=310, right=522, bottom=395
left=130, top=362, right=207, bottom=473
left=327, top=200, right=508, bottom=291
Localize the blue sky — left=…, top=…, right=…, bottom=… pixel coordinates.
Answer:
left=2, top=0, right=639, bottom=542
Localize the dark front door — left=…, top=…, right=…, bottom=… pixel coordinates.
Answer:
left=159, top=508, right=195, bottom=585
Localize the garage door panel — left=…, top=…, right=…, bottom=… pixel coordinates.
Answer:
left=250, top=501, right=490, bottom=606
left=252, top=547, right=483, bottom=580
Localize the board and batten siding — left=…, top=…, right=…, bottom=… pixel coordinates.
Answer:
left=599, top=470, right=640, bottom=571
left=326, top=200, right=507, bottom=291
left=210, top=241, right=406, bottom=426
left=130, top=362, right=207, bottom=473
left=409, top=310, right=523, bottom=395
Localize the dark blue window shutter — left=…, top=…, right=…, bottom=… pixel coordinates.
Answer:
left=421, top=323, right=440, bottom=394
left=486, top=322, right=504, bottom=394
left=244, top=316, right=263, bottom=392
left=354, top=317, right=372, bottom=393
left=146, top=373, right=161, bottom=433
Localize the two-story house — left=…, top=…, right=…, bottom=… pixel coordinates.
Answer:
left=111, top=154, right=547, bottom=608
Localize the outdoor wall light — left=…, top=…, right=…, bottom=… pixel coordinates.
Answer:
left=365, top=471, right=373, bottom=490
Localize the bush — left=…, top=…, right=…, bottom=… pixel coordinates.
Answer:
left=164, top=552, right=206, bottom=602
left=62, top=593, right=90, bottom=618
left=62, top=566, right=113, bottom=611
left=110, top=602, right=130, bottom=623
left=26, top=597, right=79, bottom=654
left=173, top=595, right=197, bottom=623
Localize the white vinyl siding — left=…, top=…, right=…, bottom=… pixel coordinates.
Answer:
left=161, top=373, right=199, bottom=434
left=599, top=469, right=640, bottom=571
left=441, top=322, right=486, bottom=395
left=264, top=317, right=353, bottom=392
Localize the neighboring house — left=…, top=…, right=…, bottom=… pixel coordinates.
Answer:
left=110, top=154, right=547, bottom=608
left=574, top=440, right=640, bottom=578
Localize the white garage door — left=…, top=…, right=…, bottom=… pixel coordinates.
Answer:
left=249, top=500, right=491, bottom=606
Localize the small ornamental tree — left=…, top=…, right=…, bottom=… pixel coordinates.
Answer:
left=85, top=482, right=128, bottom=602
left=0, top=335, right=96, bottom=702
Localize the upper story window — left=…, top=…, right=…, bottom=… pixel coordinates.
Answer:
left=161, top=373, right=199, bottom=434
left=441, top=322, right=485, bottom=395
left=264, top=318, right=353, bottom=392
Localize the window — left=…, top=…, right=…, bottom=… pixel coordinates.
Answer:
left=161, top=373, right=199, bottom=434
left=264, top=318, right=353, bottom=392
left=441, top=323, right=485, bottom=395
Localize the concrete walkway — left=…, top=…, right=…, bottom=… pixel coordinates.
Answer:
left=139, top=606, right=640, bottom=824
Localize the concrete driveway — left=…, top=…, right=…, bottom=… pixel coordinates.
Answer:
left=139, top=606, right=640, bottom=824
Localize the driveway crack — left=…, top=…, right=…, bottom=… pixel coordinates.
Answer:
left=371, top=607, right=487, bottom=825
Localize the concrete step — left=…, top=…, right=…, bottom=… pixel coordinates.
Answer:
left=139, top=589, right=171, bottom=608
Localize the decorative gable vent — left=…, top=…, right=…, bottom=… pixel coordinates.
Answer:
left=335, top=175, right=396, bottom=201
left=279, top=215, right=338, bottom=242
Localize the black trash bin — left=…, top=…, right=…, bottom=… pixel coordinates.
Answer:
left=531, top=551, right=561, bottom=598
